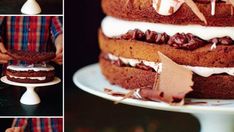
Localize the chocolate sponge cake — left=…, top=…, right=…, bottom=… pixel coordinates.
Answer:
left=6, top=64, right=55, bottom=83
left=98, top=0, right=234, bottom=99
left=7, top=50, right=56, bottom=63
left=5, top=50, right=56, bottom=83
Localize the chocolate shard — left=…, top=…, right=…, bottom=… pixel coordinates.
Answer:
left=155, top=52, right=194, bottom=105
left=184, top=0, right=207, bottom=24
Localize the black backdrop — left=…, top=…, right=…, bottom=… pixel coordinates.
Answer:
left=0, top=0, right=62, bottom=14
left=65, top=1, right=200, bottom=131
left=0, top=118, right=13, bottom=131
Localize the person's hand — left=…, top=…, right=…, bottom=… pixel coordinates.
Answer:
left=53, top=34, right=63, bottom=65
left=0, top=42, right=11, bottom=63
left=5, top=127, right=23, bottom=132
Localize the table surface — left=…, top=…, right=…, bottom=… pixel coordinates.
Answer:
left=0, top=0, right=62, bottom=14
left=0, top=81, right=62, bottom=116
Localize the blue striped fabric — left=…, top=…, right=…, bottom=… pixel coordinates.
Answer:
left=12, top=118, right=63, bottom=132
left=0, top=16, right=63, bottom=65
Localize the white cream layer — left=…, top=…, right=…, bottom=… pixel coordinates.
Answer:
left=7, top=64, right=54, bottom=72
left=107, top=53, right=234, bottom=77
left=101, top=16, right=234, bottom=40
left=9, top=75, right=46, bottom=81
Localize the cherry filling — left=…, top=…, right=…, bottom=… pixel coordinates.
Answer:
left=119, top=29, right=234, bottom=50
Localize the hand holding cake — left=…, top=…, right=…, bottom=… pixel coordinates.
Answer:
left=0, top=16, right=63, bottom=83
left=53, top=34, right=63, bottom=65
left=5, top=127, right=23, bottom=132
left=0, top=42, right=11, bottom=64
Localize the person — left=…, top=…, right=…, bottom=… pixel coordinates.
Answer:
left=5, top=118, right=63, bottom=132
left=0, top=16, right=63, bottom=65
left=0, top=16, right=63, bottom=131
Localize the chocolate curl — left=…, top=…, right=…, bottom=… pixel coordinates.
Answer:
left=114, top=89, right=135, bottom=104
left=231, top=7, right=234, bottom=15
left=229, top=0, right=234, bottom=7
left=184, top=0, right=207, bottom=24
left=123, top=0, right=136, bottom=8
left=124, top=0, right=130, bottom=7
left=226, top=0, right=234, bottom=15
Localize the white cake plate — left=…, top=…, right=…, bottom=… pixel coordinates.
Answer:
left=73, top=64, right=234, bottom=132
left=1, top=76, right=60, bottom=105
left=21, top=0, right=41, bottom=15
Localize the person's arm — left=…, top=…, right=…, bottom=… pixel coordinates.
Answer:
left=54, top=34, right=63, bottom=65
left=50, top=16, right=63, bottom=65
left=0, top=16, right=11, bottom=64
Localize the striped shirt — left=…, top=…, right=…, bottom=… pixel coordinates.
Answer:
left=0, top=16, right=62, bottom=65
left=12, top=118, right=63, bottom=132
left=0, top=16, right=63, bottom=52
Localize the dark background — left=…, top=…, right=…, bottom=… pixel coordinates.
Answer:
left=0, top=118, right=12, bottom=131
left=0, top=0, right=62, bottom=14
left=65, top=1, right=200, bottom=132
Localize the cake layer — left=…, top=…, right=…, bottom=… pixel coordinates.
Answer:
left=100, top=57, right=234, bottom=99
left=99, top=30, right=234, bottom=67
left=102, top=0, right=234, bottom=26
left=102, top=16, right=234, bottom=41
left=7, top=50, right=56, bottom=63
left=6, top=64, right=55, bottom=83
left=7, top=64, right=55, bottom=72
left=6, top=70, right=55, bottom=78
left=6, top=76, right=54, bottom=83
left=102, top=53, right=234, bottom=77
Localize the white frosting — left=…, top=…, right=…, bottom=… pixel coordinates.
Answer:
left=9, top=75, right=46, bottom=81
left=101, top=16, right=234, bottom=40
left=152, top=0, right=184, bottom=16
left=7, top=64, right=54, bottom=72
left=107, top=53, right=234, bottom=77
left=108, top=53, right=162, bottom=72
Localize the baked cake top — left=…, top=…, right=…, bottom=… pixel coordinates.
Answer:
left=7, top=50, right=56, bottom=63
left=102, top=0, right=234, bottom=26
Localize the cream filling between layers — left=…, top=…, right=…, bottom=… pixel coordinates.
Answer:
left=101, top=16, right=234, bottom=40
left=107, top=53, right=234, bottom=77
left=7, top=64, right=54, bottom=72
left=8, top=75, right=46, bottom=81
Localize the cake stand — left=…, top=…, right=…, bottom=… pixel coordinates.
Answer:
left=73, top=63, right=234, bottom=132
left=1, top=76, right=60, bottom=105
left=21, top=0, right=41, bottom=15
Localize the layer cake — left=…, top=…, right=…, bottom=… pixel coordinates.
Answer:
left=99, top=0, right=234, bottom=99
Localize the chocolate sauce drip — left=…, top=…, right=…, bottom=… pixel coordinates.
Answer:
left=120, top=29, right=234, bottom=50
